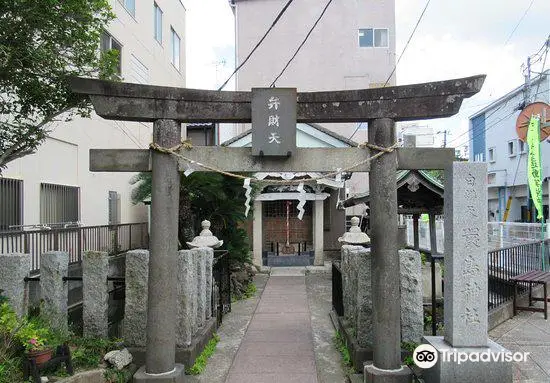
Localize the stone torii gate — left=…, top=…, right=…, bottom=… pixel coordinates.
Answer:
left=70, top=75, right=484, bottom=383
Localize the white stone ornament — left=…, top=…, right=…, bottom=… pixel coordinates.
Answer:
left=186, top=220, right=223, bottom=248
left=338, top=216, right=370, bottom=245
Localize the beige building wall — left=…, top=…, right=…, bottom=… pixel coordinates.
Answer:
left=2, top=0, right=186, bottom=227
left=232, top=0, right=396, bottom=215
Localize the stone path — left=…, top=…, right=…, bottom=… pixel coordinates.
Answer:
left=225, top=268, right=318, bottom=383
left=489, top=302, right=550, bottom=383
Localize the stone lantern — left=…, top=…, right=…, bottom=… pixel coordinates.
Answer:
left=338, top=216, right=370, bottom=245
left=186, top=220, right=223, bottom=248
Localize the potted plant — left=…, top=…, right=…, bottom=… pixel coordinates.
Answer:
left=17, top=320, right=54, bottom=366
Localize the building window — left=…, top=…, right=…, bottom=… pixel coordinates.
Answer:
left=518, top=139, right=526, bottom=153
left=119, top=0, right=135, bottom=17
left=488, top=147, right=495, bottom=162
left=359, top=28, right=388, bottom=48
left=154, top=3, right=163, bottom=43
left=108, top=191, right=120, bottom=225
left=40, top=183, right=80, bottom=225
left=508, top=140, right=516, bottom=157
left=100, top=31, right=122, bottom=75
left=171, top=27, right=181, bottom=70
left=0, top=178, right=23, bottom=231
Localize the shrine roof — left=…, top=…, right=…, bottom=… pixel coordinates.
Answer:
left=221, top=123, right=358, bottom=147
left=342, top=169, right=444, bottom=214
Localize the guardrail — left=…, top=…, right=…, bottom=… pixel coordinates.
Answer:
left=0, top=222, right=148, bottom=271
left=488, top=239, right=550, bottom=311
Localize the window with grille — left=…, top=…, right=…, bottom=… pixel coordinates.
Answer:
left=119, top=0, right=135, bottom=17
left=171, top=27, right=181, bottom=70
left=101, top=31, right=122, bottom=75
left=0, top=178, right=23, bottom=231
left=263, top=200, right=312, bottom=217
left=154, top=3, right=163, bottom=43
left=40, top=183, right=80, bottom=225
left=359, top=28, right=389, bottom=48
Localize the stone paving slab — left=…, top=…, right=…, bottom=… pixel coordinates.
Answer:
left=225, top=372, right=318, bottom=383
left=236, top=341, right=315, bottom=356
left=225, top=274, right=319, bottom=383
left=490, top=302, right=550, bottom=382
left=186, top=274, right=269, bottom=383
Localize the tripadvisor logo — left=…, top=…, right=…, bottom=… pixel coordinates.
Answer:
left=413, top=344, right=438, bottom=369
left=413, top=344, right=529, bottom=369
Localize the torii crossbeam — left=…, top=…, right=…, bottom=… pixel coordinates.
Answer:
left=70, top=75, right=484, bottom=383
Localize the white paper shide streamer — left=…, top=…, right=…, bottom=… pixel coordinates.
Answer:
left=183, top=160, right=196, bottom=177
left=243, top=178, right=252, bottom=217
left=296, top=182, right=306, bottom=220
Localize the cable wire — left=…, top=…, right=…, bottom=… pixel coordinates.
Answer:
left=504, top=0, right=536, bottom=46
left=217, top=0, right=295, bottom=91
left=270, top=0, right=334, bottom=87
left=383, top=0, right=431, bottom=87
left=349, top=0, right=431, bottom=140
left=452, top=108, right=519, bottom=150
left=534, top=39, right=549, bottom=98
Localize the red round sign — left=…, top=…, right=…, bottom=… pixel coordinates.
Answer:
left=516, top=102, right=550, bottom=142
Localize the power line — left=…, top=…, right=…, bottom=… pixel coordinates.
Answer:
left=447, top=101, right=509, bottom=146
left=217, top=0, right=295, bottom=91
left=349, top=0, right=431, bottom=140
left=448, top=86, right=548, bottom=148
left=270, top=0, right=334, bottom=87
left=383, top=0, right=431, bottom=87
left=503, top=0, right=536, bottom=46
left=452, top=108, right=519, bottom=150
left=534, top=38, right=549, bottom=97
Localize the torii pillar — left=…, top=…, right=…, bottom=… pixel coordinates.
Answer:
left=70, top=75, right=485, bottom=383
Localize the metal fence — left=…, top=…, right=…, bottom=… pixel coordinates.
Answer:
left=332, top=261, right=344, bottom=317
left=213, top=250, right=231, bottom=327
left=488, top=239, right=550, bottom=311
left=0, top=223, right=148, bottom=271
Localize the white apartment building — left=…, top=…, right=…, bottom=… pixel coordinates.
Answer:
left=0, top=0, right=186, bottom=230
left=397, top=123, right=436, bottom=147
left=469, top=70, right=549, bottom=223
left=228, top=0, right=396, bottom=216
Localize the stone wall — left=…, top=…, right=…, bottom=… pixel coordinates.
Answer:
left=123, top=248, right=214, bottom=347
left=340, top=246, right=423, bottom=346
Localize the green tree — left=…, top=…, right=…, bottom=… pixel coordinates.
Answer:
left=130, top=173, right=253, bottom=265
left=0, top=0, right=116, bottom=171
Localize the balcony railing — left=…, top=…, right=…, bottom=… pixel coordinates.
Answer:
left=0, top=222, right=148, bottom=272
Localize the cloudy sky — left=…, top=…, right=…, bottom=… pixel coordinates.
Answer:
left=184, top=0, right=550, bottom=149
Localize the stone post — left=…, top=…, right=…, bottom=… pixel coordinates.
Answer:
left=82, top=251, right=109, bottom=338
left=399, top=250, right=423, bottom=344
left=253, top=200, right=263, bottom=267
left=423, top=162, right=512, bottom=382
left=205, top=248, right=214, bottom=319
left=135, top=119, right=185, bottom=381
left=176, top=250, right=196, bottom=347
left=195, top=248, right=207, bottom=328
left=40, top=251, right=69, bottom=333
left=124, top=250, right=149, bottom=347
left=365, top=118, right=410, bottom=382
left=0, top=253, right=31, bottom=318
left=355, top=247, right=373, bottom=348
left=313, top=198, right=324, bottom=266
left=444, top=163, right=488, bottom=347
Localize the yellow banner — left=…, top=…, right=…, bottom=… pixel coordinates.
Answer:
left=527, top=116, right=543, bottom=220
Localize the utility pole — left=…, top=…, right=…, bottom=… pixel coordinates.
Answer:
left=437, top=130, right=449, bottom=147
